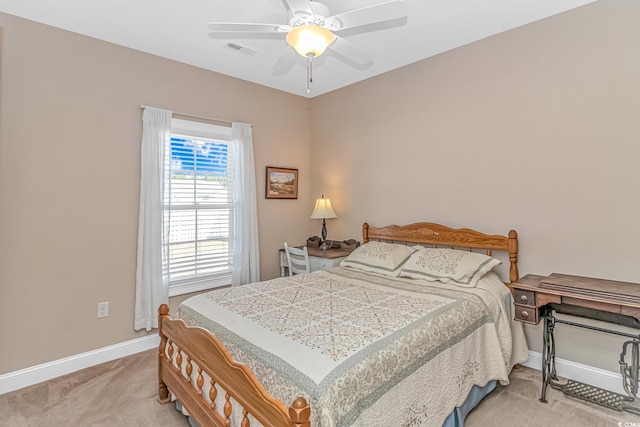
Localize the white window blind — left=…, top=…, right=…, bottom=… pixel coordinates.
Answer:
left=164, top=119, right=233, bottom=296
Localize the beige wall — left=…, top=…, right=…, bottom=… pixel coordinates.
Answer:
left=2, top=0, right=639, bottom=377
left=310, top=0, right=640, bottom=372
left=0, top=13, right=312, bottom=374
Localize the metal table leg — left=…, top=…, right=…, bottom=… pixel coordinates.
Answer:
left=538, top=306, right=640, bottom=411
left=540, top=307, right=557, bottom=403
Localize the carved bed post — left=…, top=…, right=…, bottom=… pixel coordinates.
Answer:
left=362, top=222, right=370, bottom=244
left=508, top=230, right=519, bottom=282
left=158, top=304, right=171, bottom=404
left=289, top=397, right=311, bottom=427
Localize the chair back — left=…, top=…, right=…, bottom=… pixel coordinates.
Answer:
left=283, top=242, right=310, bottom=276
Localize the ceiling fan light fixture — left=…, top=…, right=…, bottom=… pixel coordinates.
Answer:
left=286, top=24, right=335, bottom=58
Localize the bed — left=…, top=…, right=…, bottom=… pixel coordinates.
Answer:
left=157, top=221, right=528, bottom=426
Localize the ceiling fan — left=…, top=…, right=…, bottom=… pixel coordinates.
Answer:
left=208, top=0, right=408, bottom=93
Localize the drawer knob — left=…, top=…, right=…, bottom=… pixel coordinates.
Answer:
left=520, top=294, right=528, bottom=303
left=521, top=311, right=529, bottom=319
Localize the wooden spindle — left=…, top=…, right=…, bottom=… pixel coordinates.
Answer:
left=241, top=409, right=250, bottom=427
left=176, top=347, right=183, bottom=372
left=196, top=367, right=204, bottom=395
left=167, top=340, right=173, bottom=363
left=224, top=393, right=232, bottom=426
left=185, top=356, right=193, bottom=382
left=209, top=379, right=217, bottom=410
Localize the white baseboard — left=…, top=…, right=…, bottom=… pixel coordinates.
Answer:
left=0, top=341, right=626, bottom=398
left=0, top=334, right=159, bottom=395
left=522, top=350, right=626, bottom=395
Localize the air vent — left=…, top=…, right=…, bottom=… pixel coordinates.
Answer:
left=225, top=42, right=258, bottom=56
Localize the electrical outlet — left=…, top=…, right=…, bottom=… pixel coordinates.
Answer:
left=97, top=302, right=109, bottom=318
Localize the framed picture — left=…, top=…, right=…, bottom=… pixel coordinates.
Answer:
left=266, top=166, right=298, bottom=199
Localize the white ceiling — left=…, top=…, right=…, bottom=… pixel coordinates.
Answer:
left=0, top=0, right=596, bottom=98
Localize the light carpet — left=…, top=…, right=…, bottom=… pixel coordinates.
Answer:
left=1, top=349, right=639, bottom=426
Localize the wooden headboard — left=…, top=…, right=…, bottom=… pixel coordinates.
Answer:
left=362, top=222, right=519, bottom=282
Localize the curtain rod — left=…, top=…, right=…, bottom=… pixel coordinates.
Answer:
left=140, top=105, right=233, bottom=127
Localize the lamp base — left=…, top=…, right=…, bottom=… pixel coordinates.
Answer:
left=319, top=241, right=332, bottom=250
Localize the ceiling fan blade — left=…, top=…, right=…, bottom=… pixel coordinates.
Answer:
left=208, top=22, right=288, bottom=34
left=329, top=36, right=373, bottom=66
left=325, top=0, right=407, bottom=32
left=281, top=0, right=313, bottom=17
left=272, top=46, right=300, bottom=76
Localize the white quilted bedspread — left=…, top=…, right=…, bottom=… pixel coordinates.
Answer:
left=177, top=266, right=527, bottom=427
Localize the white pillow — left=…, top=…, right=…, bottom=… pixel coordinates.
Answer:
left=399, top=248, right=501, bottom=287
left=340, top=241, right=416, bottom=277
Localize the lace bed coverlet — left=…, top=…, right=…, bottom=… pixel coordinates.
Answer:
left=177, top=266, right=526, bottom=427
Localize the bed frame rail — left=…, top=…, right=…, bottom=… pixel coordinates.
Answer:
left=158, top=304, right=310, bottom=427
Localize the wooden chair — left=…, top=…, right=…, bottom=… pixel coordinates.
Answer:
left=283, top=242, right=310, bottom=276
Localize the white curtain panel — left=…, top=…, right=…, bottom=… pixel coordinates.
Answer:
left=134, top=107, right=172, bottom=331
left=231, top=122, right=260, bottom=286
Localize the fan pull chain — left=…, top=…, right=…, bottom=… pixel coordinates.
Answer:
left=306, top=56, right=313, bottom=94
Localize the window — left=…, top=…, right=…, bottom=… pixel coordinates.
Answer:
left=164, top=119, right=233, bottom=296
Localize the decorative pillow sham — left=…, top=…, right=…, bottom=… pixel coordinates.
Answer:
left=340, top=241, right=416, bottom=277
left=399, top=248, right=501, bottom=287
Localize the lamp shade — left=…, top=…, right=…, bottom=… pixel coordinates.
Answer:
left=310, top=197, right=337, bottom=219
left=286, top=24, right=336, bottom=58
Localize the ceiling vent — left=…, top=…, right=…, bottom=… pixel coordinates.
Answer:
left=225, top=42, right=258, bottom=56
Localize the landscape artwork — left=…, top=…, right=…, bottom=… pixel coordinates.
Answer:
left=266, top=166, right=298, bottom=199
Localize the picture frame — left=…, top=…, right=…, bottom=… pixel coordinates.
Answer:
left=266, top=166, right=298, bottom=199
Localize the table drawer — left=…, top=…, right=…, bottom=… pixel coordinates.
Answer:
left=514, top=289, right=536, bottom=306
left=514, top=305, right=539, bottom=324
left=310, top=256, right=345, bottom=272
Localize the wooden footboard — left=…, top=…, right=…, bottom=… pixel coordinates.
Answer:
left=157, top=304, right=310, bottom=427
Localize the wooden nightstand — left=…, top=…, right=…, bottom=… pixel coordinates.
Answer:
left=279, top=246, right=352, bottom=277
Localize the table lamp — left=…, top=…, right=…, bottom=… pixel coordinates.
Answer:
left=310, top=195, right=337, bottom=250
